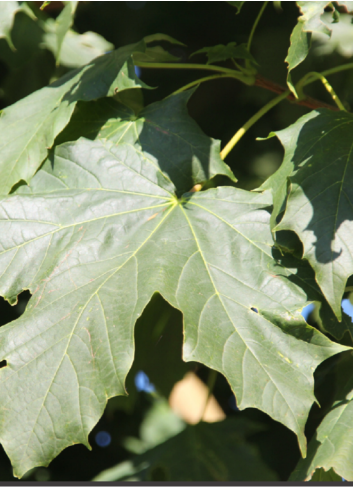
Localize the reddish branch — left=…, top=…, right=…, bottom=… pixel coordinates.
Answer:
left=255, top=74, right=340, bottom=112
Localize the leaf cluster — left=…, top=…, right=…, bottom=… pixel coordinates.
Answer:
left=1, top=0, right=353, bottom=482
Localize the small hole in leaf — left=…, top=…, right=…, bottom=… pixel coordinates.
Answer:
left=0, top=290, right=31, bottom=328
left=0, top=360, right=7, bottom=369
left=251, top=307, right=258, bottom=313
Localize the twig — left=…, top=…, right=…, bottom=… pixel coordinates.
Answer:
left=254, top=74, right=339, bottom=112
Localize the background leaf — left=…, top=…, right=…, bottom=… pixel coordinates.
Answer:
left=0, top=2, right=36, bottom=51
left=133, top=46, right=180, bottom=63
left=191, top=42, right=256, bottom=65
left=143, top=33, right=185, bottom=46
left=312, top=12, right=353, bottom=59
left=123, top=293, right=194, bottom=406
left=286, top=2, right=331, bottom=96
left=290, top=351, right=353, bottom=481
left=310, top=468, right=343, bottom=481
left=93, top=417, right=278, bottom=482
left=52, top=1, right=78, bottom=65
left=0, top=2, right=21, bottom=50
left=42, top=15, right=114, bottom=69
left=227, top=2, right=245, bottom=14
left=121, top=397, right=186, bottom=455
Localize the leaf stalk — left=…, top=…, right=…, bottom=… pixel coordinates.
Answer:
left=135, top=61, right=244, bottom=76
left=247, top=1, right=268, bottom=53
left=170, top=73, right=254, bottom=96
left=220, top=89, right=290, bottom=160
left=296, top=72, right=346, bottom=112
left=320, top=62, right=353, bottom=79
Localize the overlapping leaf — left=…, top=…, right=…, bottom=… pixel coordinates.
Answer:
left=93, top=417, right=278, bottom=481
left=50, top=1, right=78, bottom=64
left=191, top=42, right=256, bottom=65
left=133, top=34, right=185, bottom=64
left=263, top=109, right=353, bottom=319
left=286, top=2, right=331, bottom=96
left=56, top=90, right=236, bottom=194
left=0, top=131, right=347, bottom=476
left=272, top=238, right=353, bottom=341
left=290, top=352, right=353, bottom=481
left=43, top=25, right=114, bottom=68
left=0, top=1, right=21, bottom=49
left=0, top=40, right=148, bottom=195
left=227, top=2, right=245, bottom=14
left=312, top=12, right=353, bottom=58
left=310, top=468, right=342, bottom=481
left=122, top=397, right=186, bottom=455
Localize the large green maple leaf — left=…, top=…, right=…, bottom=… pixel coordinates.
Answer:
left=0, top=136, right=347, bottom=477
left=263, top=109, right=353, bottom=319
left=0, top=41, right=148, bottom=195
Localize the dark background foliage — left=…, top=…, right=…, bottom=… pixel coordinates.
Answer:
left=0, top=1, right=349, bottom=481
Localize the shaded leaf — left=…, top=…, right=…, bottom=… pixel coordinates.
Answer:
left=133, top=46, right=180, bottom=63
left=113, top=88, right=144, bottom=115
left=312, top=12, right=353, bottom=58
left=122, top=397, right=186, bottom=455
left=0, top=136, right=347, bottom=476
left=286, top=2, right=331, bottom=96
left=133, top=33, right=185, bottom=64
left=40, top=1, right=51, bottom=10
left=43, top=21, right=114, bottom=68
left=191, top=42, right=256, bottom=65
left=0, top=11, right=55, bottom=105
left=143, top=33, right=185, bottom=46
left=56, top=90, right=237, bottom=194
left=290, top=351, right=353, bottom=481
left=93, top=418, right=278, bottom=481
left=273, top=240, right=353, bottom=341
left=310, top=468, right=343, bottom=481
left=124, top=294, right=194, bottom=406
left=227, top=1, right=245, bottom=14
left=53, top=1, right=78, bottom=64
left=266, top=109, right=353, bottom=319
left=0, top=1, right=22, bottom=49
left=0, top=40, right=148, bottom=195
